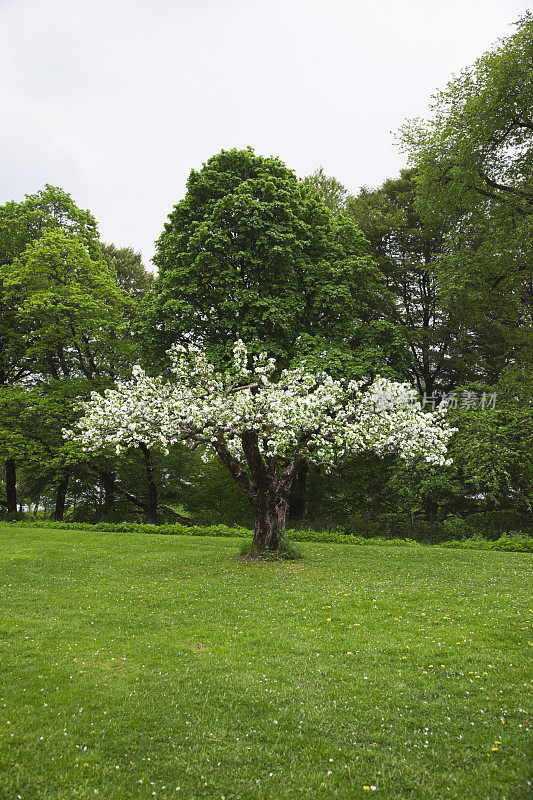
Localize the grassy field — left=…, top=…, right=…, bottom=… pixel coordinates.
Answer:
left=0, top=526, right=531, bottom=800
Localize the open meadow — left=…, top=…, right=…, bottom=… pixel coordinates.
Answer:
left=0, top=525, right=531, bottom=800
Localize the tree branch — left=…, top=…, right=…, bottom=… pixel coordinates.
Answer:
left=211, top=435, right=255, bottom=502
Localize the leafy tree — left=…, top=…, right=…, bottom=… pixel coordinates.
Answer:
left=142, top=149, right=411, bottom=524
left=346, top=169, right=472, bottom=394
left=399, top=13, right=533, bottom=302
left=0, top=185, right=101, bottom=513
left=448, top=364, right=533, bottom=514
left=301, top=166, right=347, bottom=216
left=70, top=341, right=455, bottom=552
left=0, top=380, right=88, bottom=519
left=0, top=184, right=101, bottom=265
left=0, top=186, right=161, bottom=520
left=100, top=243, right=154, bottom=300
left=5, top=229, right=131, bottom=382
left=142, top=148, right=397, bottom=376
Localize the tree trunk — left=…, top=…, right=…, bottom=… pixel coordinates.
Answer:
left=139, top=443, right=158, bottom=524
left=54, top=472, right=69, bottom=521
left=288, top=460, right=308, bottom=524
left=5, top=458, right=17, bottom=514
left=102, top=472, right=116, bottom=517
left=253, top=492, right=287, bottom=551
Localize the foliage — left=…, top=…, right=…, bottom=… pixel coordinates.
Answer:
left=179, top=453, right=254, bottom=526
left=0, top=184, right=99, bottom=388
left=346, top=169, right=473, bottom=393
left=100, top=242, right=154, bottom=299
left=301, top=166, right=347, bottom=216
left=0, top=184, right=101, bottom=265
left=0, top=185, right=161, bottom=522
left=447, top=365, right=533, bottom=511
left=5, top=229, right=131, bottom=380
left=399, top=14, right=533, bottom=302
left=6, top=520, right=533, bottom=551
left=142, top=147, right=397, bottom=377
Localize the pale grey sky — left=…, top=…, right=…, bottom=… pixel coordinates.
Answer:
left=0, top=0, right=528, bottom=267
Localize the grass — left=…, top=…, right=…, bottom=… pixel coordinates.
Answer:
left=0, top=525, right=531, bottom=800
left=239, top=538, right=303, bottom=561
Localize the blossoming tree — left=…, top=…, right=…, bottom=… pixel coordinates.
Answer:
left=68, top=342, right=456, bottom=552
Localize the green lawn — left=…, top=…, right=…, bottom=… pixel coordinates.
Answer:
left=0, top=526, right=531, bottom=800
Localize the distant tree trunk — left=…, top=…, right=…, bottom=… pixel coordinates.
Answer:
left=5, top=459, right=17, bottom=514
left=54, top=472, right=70, bottom=521
left=288, top=461, right=308, bottom=524
left=102, top=472, right=116, bottom=517
left=139, top=443, right=158, bottom=524
left=423, top=496, right=438, bottom=542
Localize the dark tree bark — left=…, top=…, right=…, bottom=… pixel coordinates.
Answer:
left=5, top=458, right=17, bottom=514
left=54, top=472, right=70, bottom=521
left=139, top=443, right=158, bottom=524
left=212, top=430, right=305, bottom=552
left=254, top=492, right=288, bottom=551
left=102, top=472, right=116, bottom=517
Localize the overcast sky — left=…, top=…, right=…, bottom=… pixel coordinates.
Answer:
left=0, top=0, right=528, bottom=268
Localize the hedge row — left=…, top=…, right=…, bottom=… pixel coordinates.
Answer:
left=4, top=519, right=533, bottom=552
left=440, top=535, right=533, bottom=553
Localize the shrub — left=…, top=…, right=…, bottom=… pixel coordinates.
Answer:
left=4, top=520, right=532, bottom=552
left=440, top=515, right=477, bottom=541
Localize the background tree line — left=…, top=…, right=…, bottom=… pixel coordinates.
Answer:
left=1, top=13, right=531, bottom=538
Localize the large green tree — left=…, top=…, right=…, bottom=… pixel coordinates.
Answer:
left=142, top=148, right=402, bottom=377
left=0, top=186, right=101, bottom=513
left=5, top=229, right=131, bottom=382
left=399, top=13, right=532, bottom=308
left=346, top=169, right=475, bottom=395
left=0, top=187, right=162, bottom=520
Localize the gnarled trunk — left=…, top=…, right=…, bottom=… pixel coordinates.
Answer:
left=213, top=431, right=302, bottom=553
left=253, top=492, right=287, bottom=551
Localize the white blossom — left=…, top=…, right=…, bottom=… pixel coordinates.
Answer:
left=65, top=341, right=456, bottom=472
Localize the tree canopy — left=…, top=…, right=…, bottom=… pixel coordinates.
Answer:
left=399, top=13, right=533, bottom=297
left=141, top=148, right=401, bottom=378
